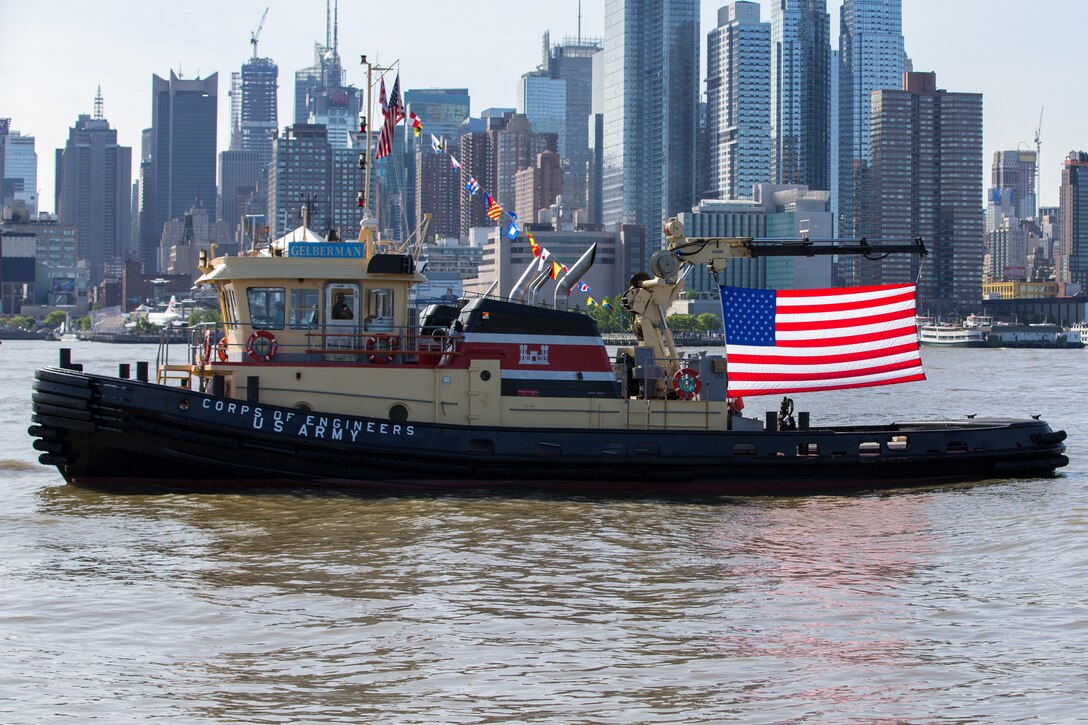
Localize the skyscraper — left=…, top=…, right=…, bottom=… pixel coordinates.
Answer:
left=1, top=120, right=38, bottom=215
left=546, top=34, right=601, bottom=209
left=770, top=0, right=831, bottom=191
left=992, top=149, right=1038, bottom=221
left=706, top=2, right=772, bottom=200
left=1057, top=151, right=1088, bottom=296
left=518, top=71, right=567, bottom=158
left=864, top=72, right=983, bottom=313
left=268, top=124, right=331, bottom=238
left=231, top=56, right=279, bottom=170
left=838, top=0, right=905, bottom=238
left=142, top=71, right=218, bottom=273
left=600, top=0, right=700, bottom=265
left=55, top=90, right=132, bottom=282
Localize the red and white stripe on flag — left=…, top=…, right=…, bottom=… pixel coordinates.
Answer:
left=721, top=283, right=926, bottom=397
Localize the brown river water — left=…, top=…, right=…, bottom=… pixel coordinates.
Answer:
left=2, top=339, right=1086, bottom=722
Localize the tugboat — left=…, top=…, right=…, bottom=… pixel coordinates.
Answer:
left=27, top=56, right=1068, bottom=496
left=28, top=212, right=1068, bottom=494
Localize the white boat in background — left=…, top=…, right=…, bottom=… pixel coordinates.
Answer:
left=918, top=322, right=986, bottom=347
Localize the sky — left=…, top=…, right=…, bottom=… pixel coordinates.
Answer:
left=1, top=0, right=1083, bottom=214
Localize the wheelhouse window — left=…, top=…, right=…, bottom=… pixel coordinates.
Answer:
left=248, top=287, right=286, bottom=330
left=367, top=288, right=394, bottom=331
left=290, top=288, right=320, bottom=328
left=222, top=287, right=239, bottom=326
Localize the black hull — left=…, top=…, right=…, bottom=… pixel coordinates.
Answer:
left=30, top=367, right=1069, bottom=496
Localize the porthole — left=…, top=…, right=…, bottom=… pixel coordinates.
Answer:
left=481, top=370, right=492, bottom=381
left=389, top=404, right=408, bottom=422
left=293, top=401, right=313, bottom=412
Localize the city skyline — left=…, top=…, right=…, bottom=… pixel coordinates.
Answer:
left=2, top=0, right=1084, bottom=213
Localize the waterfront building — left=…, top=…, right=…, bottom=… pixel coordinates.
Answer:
left=863, top=72, right=983, bottom=314
left=1, top=120, right=38, bottom=215
left=1057, top=151, right=1088, bottom=297
left=464, top=219, right=641, bottom=303
left=142, top=71, right=218, bottom=273
left=55, top=91, right=132, bottom=283
left=160, top=202, right=233, bottom=283
left=838, top=0, right=905, bottom=239
left=679, top=184, right=832, bottom=294
left=600, top=0, right=700, bottom=261
left=770, top=0, right=831, bottom=191
left=706, top=2, right=772, bottom=200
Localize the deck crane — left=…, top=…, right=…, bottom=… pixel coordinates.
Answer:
left=250, top=7, right=269, bottom=59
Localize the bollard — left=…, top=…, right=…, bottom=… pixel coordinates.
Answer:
left=798, top=411, right=810, bottom=430
left=136, top=361, right=149, bottom=382
left=765, top=411, right=777, bottom=432
left=118, top=363, right=130, bottom=379
left=59, top=348, right=72, bottom=369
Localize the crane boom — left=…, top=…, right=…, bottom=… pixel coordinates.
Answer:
left=620, top=217, right=929, bottom=389
left=250, top=7, right=269, bottom=58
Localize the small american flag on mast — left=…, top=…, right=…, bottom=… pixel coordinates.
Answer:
left=720, top=283, right=925, bottom=397
left=375, top=74, right=404, bottom=160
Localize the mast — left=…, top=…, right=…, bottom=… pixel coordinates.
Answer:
left=357, top=54, right=397, bottom=252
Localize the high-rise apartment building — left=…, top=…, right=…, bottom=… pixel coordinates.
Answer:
left=600, top=0, right=700, bottom=263
left=771, top=0, right=831, bottom=191
left=1057, top=151, right=1088, bottom=296
left=55, top=91, right=132, bottom=282
left=494, top=114, right=558, bottom=215
left=404, top=89, right=471, bottom=240
left=706, top=2, right=772, bottom=200
left=142, top=71, right=218, bottom=273
left=864, top=72, right=983, bottom=314
left=838, top=0, right=905, bottom=238
left=268, top=124, right=331, bottom=238
left=992, top=149, right=1038, bottom=221
left=514, top=150, right=564, bottom=222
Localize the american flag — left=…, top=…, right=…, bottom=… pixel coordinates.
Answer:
left=376, top=74, right=404, bottom=160
left=720, top=284, right=925, bottom=397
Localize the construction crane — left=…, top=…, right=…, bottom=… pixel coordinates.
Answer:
left=250, top=7, right=269, bottom=59
left=1034, top=106, right=1044, bottom=217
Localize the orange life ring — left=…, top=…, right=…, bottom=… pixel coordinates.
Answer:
left=216, top=337, right=229, bottom=363
left=365, top=334, right=399, bottom=364
left=246, top=330, right=278, bottom=362
left=673, top=367, right=701, bottom=400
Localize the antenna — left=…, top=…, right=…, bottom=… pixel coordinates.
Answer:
left=93, top=86, right=104, bottom=120
left=333, top=0, right=339, bottom=54
left=578, top=0, right=582, bottom=44
left=326, top=0, right=331, bottom=49
left=250, top=7, right=269, bottom=59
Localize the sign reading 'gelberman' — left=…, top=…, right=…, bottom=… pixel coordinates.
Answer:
left=287, top=243, right=367, bottom=258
